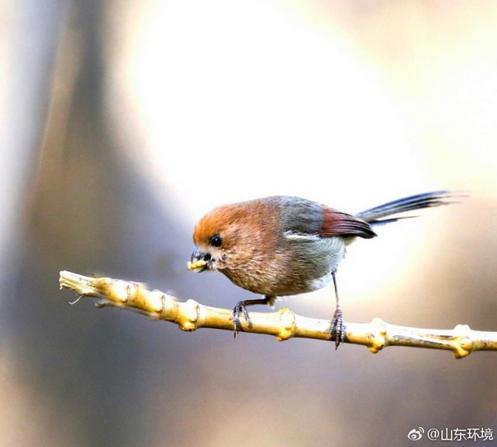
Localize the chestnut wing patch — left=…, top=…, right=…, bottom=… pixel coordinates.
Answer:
left=321, top=208, right=376, bottom=239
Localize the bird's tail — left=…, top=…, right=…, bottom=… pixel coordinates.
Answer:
left=356, top=190, right=462, bottom=226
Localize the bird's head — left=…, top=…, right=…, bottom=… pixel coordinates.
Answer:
left=187, top=200, right=277, bottom=274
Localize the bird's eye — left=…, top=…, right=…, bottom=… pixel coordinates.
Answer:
left=209, top=234, right=222, bottom=247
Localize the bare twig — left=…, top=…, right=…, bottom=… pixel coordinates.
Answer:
left=59, top=270, right=497, bottom=359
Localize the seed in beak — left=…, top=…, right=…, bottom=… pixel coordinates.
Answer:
left=187, top=259, right=208, bottom=271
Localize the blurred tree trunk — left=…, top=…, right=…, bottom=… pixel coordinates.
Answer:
left=0, top=0, right=66, bottom=292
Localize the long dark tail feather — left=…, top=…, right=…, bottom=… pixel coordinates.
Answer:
left=356, top=190, right=464, bottom=225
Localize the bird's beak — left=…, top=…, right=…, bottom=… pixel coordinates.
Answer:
left=187, top=249, right=210, bottom=272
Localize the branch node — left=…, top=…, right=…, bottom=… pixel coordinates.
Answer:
left=177, top=299, right=200, bottom=331
left=276, top=307, right=297, bottom=341
left=368, top=318, right=388, bottom=354
left=451, top=324, right=473, bottom=358
left=148, top=290, right=167, bottom=314
left=98, top=278, right=133, bottom=304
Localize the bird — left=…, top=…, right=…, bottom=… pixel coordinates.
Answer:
left=187, top=191, right=459, bottom=347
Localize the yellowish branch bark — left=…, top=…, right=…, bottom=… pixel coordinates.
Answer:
left=59, top=270, right=497, bottom=359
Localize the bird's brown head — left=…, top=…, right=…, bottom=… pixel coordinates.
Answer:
left=187, top=200, right=278, bottom=277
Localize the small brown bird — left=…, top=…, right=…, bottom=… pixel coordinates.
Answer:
left=188, top=191, right=457, bottom=347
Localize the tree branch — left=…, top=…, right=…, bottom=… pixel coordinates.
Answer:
left=59, top=270, right=497, bottom=359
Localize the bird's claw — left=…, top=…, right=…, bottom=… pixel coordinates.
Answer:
left=232, top=301, right=250, bottom=338
left=330, top=306, right=346, bottom=349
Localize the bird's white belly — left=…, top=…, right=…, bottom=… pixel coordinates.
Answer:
left=307, top=273, right=334, bottom=291
left=304, top=236, right=346, bottom=292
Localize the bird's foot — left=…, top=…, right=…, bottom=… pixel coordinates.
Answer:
left=232, top=301, right=250, bottom=338
left=330, top=306, right=346, bottom=349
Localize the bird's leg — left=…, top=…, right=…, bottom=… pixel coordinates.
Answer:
left=330, top=271, right=346, bottom=349
left=232, top=295, right=276, bottom=338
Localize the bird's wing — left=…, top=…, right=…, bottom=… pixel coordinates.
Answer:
left=319, top=208, right=376, bottom=239
left=277, top=197, right=376, bottom=240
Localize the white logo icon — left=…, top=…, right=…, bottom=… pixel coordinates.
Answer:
left=407, top=427, right=425, bottom=441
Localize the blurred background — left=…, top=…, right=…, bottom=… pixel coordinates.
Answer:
left=1, top=0, right=497, bottom=445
